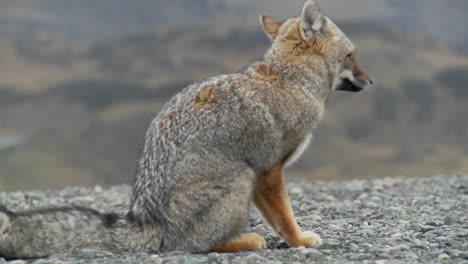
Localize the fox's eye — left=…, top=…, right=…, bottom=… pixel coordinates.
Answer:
left=344, top=53, right=354, bottom=68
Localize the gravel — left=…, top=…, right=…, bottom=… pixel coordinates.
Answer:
left=1, top=175, right=467, bottom=264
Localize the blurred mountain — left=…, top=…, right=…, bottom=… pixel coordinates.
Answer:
left=0, top=1, right=467, bottom=190
left=0, top=0, right=467, bottom=53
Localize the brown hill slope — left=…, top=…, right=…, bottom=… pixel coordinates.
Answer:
left=0, top=23, right=467, bottom=190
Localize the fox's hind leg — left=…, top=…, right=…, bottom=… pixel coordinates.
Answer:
left=160, top=157, right=258, bottom=253
left=209, top=232, right=266, bottom=252
left=253, top=164, right=322, bottom=248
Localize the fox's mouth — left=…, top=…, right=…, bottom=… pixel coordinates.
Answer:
left=337, top=78, right=363, bottom=92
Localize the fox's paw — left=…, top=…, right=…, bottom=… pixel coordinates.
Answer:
left=299, top=231, right=322, bottom=248
left=209, top=232, right=266, bottom=252
left=0, top=211, right=11, bottom=239
left=247, top=233, right=267, bottom=250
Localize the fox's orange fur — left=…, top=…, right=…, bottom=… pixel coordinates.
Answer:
left=253, top=63, right=280, bottom=83
left=253, top=165, right=320, bottom=247
left=209, top=233, right=266, bottom=252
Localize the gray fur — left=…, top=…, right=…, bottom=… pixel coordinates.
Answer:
left=0, top=0, right=371, bottom=258
left=301, top=0, right=325, bottom=37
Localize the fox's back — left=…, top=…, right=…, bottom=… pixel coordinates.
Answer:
left=143, top=68, right=325, bottom=174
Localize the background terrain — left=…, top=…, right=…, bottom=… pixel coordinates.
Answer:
left=0, top=0, right=467, bottom=191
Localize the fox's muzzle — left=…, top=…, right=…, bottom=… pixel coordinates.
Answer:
left=337, top=60, right=373, bottom=92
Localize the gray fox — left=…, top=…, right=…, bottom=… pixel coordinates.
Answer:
left=0, top=0, right=372, bottom=258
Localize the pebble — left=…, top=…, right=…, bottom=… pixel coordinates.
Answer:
left=243, top=253, right=266, bottom=263
left=6, top=261, right=26, bottom=264
left=349, top=243, right=359, bottom=252
left=390, top=232, right=403, bottom=239
left=438, top=253, right=450, bottom=260
left=300, top=248, right=323, bottom=257
left=462, top=242, right=468, bottom=250
left=383, top=244, right=410, bottom=252
left=418, top=224, right=435, bottom=232
left=436, top=236, right=450, bottom=242
left=289, top=188, right=303, bottom=196
left=70, top=196, right=95, bottom=204
left=349, top=253, right=372, bottom=260
left=460, top=251, right=468, bottom=259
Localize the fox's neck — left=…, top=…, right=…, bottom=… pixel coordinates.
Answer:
left=262, top=55, right=333, bottom=102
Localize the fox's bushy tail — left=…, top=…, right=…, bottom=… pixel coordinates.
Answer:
left=0, top=205, right=161, bottom=258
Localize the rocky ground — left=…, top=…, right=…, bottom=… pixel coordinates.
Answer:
left=0, top=175, right=467, bottom=264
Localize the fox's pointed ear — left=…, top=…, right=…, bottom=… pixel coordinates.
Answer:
left=260, top=15, right=283, bottom=40
left=301, top=0, right=326, bottom=40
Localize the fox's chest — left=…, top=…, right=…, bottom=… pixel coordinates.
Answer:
left=283, top=133, right=312, bottom=167
left=279, top=97, right=325, bottom=167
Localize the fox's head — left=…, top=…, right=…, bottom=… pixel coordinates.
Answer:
left=260, top=0, right=372, bottom=92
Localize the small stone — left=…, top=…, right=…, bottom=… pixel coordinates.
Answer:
left=438, top=253, right=450, bottom=260
left=208, top=252, right=220, bottom=261
left=384, top=244, right=410, bottom=252
left=435, top=236, right=449, bottom=242
left=365, top=202, right=379, bottom=208
left=185, top=256, right=206, bottom=264
left=243, top=253, right=266, bottom=263
left=329, top=224, right=342, bottom=231
left=290, top=188, right=304, bottom=196
left=425, top=222, right=442, bottom=227
left=361, top=222, right=375, bottom=229
left=424, top=230, right=441, bottom=239
left=445, top=249, right=461, bottom=257
left=361, top=243, right=373, bottom=249
left=249, top=218, right=263, bottom=227
left=370, top=196, right=382, bottom=202
left=459, top=251, right=468, bottom=259
left=7, top=261, right=26, bottom=264
left=349, top=243, right=359, bottom=252
left=80, top=249, right=99, bottom=259
left=150, top=255, right=162, bottom=264
left=301, top=248, right=323, bottom=257
left=349, top=253, right=372, bottom=261
left=297, top=246, right=306, bottom=250
left=418, top=224, right=435, bottom=232
left=71, top=196, right=95, bottom=204
left=32, top=259, right=51, bottom=264
left=94, top=185, right=103, bottom=192
left=461, top=242, right=468, bottom=250
left=320, top=239, right=340, bottom=249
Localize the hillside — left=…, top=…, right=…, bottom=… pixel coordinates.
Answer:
left=1, top=0, right=467, bottom=53
left=0, top=21, right=467, bottom=190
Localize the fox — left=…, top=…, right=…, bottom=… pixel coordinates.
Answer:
left=0, top=0, right=372, bottom=259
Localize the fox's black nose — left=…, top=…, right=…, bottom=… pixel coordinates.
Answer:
left=369, top=79, right=374, bottom=85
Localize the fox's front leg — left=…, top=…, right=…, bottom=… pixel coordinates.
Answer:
left=253, top=164, right=322, bottom=248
